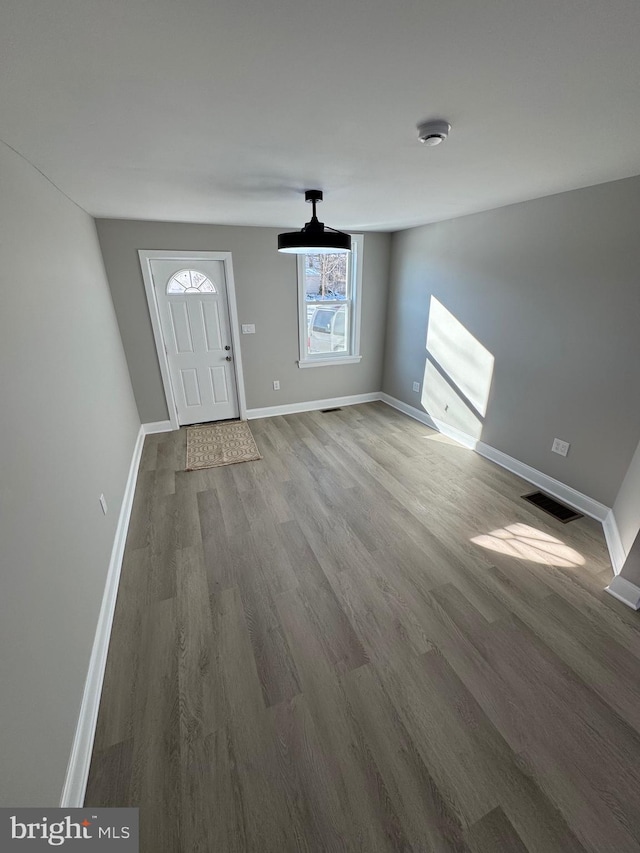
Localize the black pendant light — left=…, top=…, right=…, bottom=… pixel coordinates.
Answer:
left=278, top=190, right=351, bottom=254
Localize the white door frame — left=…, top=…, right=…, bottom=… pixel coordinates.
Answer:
left=139, top=250, right=247, bottom=429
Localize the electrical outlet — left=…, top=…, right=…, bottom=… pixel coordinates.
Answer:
left=412, top=381, right=420, bottom=392
left=241, top=324, right=256, bottom=334
left=273, top=380, right=280, bottom=390
left=99, top=494, right=108, bottom=515
left=552, top=438, right=570, bottom=457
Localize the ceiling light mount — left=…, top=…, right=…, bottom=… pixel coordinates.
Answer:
left=278, top=189, right=351, bottom=254
left=304, top=188, right=323, bottom=209
left=417, top=119, right=451, bottom=146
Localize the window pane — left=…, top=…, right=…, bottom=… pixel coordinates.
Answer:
left=307, top=304, right=349, bottom=355
left=190, top=271, right=207, bottom=287
left=297, top=235, right=362, bottom=365
left=303, top=253, right=350, bottom=301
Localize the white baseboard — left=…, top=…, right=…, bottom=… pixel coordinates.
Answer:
left=379, top=393, right=479, bottom=450
left=379, top=393, right=438, bottom=430
left=606, top=576, right=640, bottom=610
left=380, top=393, right=611, bottom=524
left=60, top=424, right=145, bottom=807
left=246, top=392, right=380, bottom=420
left=143, top=419, right=173, bottom=434
left=603, top=511, right=626, bottom=575
left=476, top=441, right=610, bottom=523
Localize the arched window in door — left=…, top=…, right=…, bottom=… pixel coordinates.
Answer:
left=167, top=269, right=216, bottom=294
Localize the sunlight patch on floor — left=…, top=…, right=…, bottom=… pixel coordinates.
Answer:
left=471, top=522, right=585, bottom=568
left=422, top=432, right=469, bottom=446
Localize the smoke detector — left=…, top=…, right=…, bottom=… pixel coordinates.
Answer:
left=417, top=119, right=451, bottom=146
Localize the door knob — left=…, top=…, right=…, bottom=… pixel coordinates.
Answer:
left=224, top=345, right=231, bottom=350
left=225, top=356, right=232, bottom=362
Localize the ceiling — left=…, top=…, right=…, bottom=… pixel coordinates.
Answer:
left=2, top=0, right=640, bottom=231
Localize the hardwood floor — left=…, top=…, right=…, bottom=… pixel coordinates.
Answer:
left=85, top=402, right=640, bottom=852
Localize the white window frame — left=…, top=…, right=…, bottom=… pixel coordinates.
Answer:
left=297, top=233, right=364, bottom=368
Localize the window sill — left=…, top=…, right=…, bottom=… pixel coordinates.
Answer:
left=298, top=355, right=362, bottom=369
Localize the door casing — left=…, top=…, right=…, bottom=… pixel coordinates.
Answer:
left=139, top=250, right=247, bottom=429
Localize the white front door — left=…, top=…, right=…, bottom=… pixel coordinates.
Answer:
left=150, top=257, right=240, bottom=425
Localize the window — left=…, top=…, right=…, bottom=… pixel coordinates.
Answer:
left=297, top=234, right=363, bottom=367
left=167, top=269, right=216, bottom=293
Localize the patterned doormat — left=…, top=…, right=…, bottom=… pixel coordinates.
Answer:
left=185, top=420, right=262, bottom=471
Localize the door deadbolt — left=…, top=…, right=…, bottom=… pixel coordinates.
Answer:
left=224, top=345, right=231, bottom=350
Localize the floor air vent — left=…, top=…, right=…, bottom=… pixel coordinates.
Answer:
left=321, top=407, right=342, bottom=413
left=522, top=491, right=583, bottom=523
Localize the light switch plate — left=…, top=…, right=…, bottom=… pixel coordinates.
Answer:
left=241, top=324, right=256, bottom=334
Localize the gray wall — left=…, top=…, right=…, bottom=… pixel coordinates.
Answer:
left=383, top=175, right=640, bottom=508
left=612, top=435, right=640, bottom=559
left=0, top=143, right=140, bottom=804
left=619, top=530, right=640, bottom=587
left=96, top=219, right=391, bottom=422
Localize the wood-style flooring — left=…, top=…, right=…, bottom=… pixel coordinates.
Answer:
left=85, top=402, right=640, bottom=852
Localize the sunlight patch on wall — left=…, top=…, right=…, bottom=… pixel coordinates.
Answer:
left=471, top=523, right=585, bottom=568
left=425, top=297, right=495, bottom=416
left=421, top=296, right=495, bottom=443
left=421, top=360, right=483, bottom=439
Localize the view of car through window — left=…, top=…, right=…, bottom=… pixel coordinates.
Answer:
left=308, top=305, right=349, bottom=353
left=303, top=253, right=350, bottom=355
